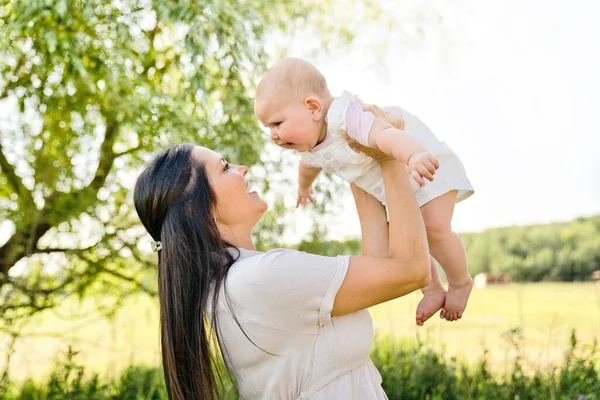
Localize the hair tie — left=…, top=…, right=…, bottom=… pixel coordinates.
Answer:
left=151, top=240, right=162, bottom=252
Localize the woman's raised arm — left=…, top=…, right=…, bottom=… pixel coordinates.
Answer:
left=332, top=115, right=431, bottom=317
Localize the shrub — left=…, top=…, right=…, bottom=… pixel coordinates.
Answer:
left=2, top=332, right=598, bottom=399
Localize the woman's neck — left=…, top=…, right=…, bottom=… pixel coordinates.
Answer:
left=232, top=237, right=256, bottom=251
left=218, top=223, right=256, bottom=251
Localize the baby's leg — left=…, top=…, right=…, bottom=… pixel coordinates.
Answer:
left=421, top=190, right=473, bottom=321
left=416, top=256, right=446, bottom=326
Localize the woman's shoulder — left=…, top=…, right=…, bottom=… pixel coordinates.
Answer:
left=232, top=247, right=315, bottom=269
left=217, top=248, right=351, bottom=333
left=229, top=247, right=347, bottom=282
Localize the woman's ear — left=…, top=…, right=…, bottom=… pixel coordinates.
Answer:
left=304, top=96, right=323, bottom=122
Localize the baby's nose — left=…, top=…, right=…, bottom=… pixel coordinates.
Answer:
left=269, top=130, right=280, bottom=141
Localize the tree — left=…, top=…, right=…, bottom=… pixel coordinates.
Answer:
left=0, top=0, right=319, bottom=324
left=0, top=0, right=452, bottom=338
left=461, top=215, right=600, bottom=281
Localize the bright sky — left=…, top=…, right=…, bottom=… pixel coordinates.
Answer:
left=285, top=0, right=600, bottom=238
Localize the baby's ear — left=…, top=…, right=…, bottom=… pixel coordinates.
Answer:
left=304, top=96, right=323, bottom=121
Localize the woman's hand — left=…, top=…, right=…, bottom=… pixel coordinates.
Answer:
left=340, top=132, right=394, bottom=163
left=341, top=103, right=405, bottom=163
left=363, top=103, right=405, bottom=130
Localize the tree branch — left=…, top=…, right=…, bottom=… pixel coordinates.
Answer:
left=142, top=23, right=161, bottom=73
left=0, top=324, right=22, bottom=392
left=0, top=55, right=25, bottom=101
left=32, top=229, right=120, bottom=256
left=45, top=120, right=120, bottom=222
left=96, top=263, right=156, bottom=296
left=31, top=244, right=97, bottom=255
left=0, top=294, right=55, bottom=319
left=88, top=120, right=120, bottom=193
left=1, top=117, right=121, bottom=278
left=0, top=140, right=32, bottom=201
left=114, top=144, right=150, bottom=158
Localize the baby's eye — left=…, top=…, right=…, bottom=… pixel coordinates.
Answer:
left=273, top=122, right=282, bottom=127
left=224, top=161, right=230, bottom=170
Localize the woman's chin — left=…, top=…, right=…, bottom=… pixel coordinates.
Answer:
left=251, top=194, right=268, bottom=212
left=259, top=200, right=269, bottom=212
left=251, top=204, right=268, bottom=228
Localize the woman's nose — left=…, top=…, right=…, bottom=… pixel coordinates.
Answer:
left=236, top=165, right=248, bottom=175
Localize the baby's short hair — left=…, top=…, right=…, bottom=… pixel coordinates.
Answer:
left=257, top=57, right=330, bottom=103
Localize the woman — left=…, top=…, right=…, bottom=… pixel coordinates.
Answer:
left=133, top=106, right=431, bottom=399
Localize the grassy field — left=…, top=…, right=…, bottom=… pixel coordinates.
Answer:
left=3, top=283, right=600, bottom=382
left=370, top=282, right=600, bottom=371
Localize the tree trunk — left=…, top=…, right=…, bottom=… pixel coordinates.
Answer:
left=0, top=221, right=51, bottom=283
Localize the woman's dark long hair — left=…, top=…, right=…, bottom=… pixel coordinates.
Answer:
left=134, top=143, right=238, bottom=400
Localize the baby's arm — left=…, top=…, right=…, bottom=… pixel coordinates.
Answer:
left=297, top=159, right=322, bottom=208
left=367, top=119, right=439, bottom=187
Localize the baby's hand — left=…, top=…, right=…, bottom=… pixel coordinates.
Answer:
left=408, top=152, right=439, bottom=187
left=296, top=186, right=315, bottom=208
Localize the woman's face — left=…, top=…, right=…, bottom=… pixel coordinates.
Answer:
left=192, top=146, right=268, bottom=228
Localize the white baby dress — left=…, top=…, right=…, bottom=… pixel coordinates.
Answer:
left=300, top=91, right=474, bottom=208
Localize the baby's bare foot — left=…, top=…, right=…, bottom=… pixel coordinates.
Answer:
left=442, top=276, right=473, bottom=322
left=416, top=286, right=447, bottom=326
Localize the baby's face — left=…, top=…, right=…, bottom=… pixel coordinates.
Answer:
left=254, top=95, right=321, bottom=153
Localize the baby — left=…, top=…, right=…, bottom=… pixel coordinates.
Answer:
left=254, top=57, right=475, bottom=324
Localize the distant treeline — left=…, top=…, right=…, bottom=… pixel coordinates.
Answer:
left=296, top=215, right=600, bottom=282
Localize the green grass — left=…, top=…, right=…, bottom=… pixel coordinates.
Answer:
left=3, top=283, right=600, bottom=382
left=3, top=332, right=598, bottom=399
left=371, top=282, right=600, bottom=371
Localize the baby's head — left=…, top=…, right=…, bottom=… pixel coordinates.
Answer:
left=254, top=57, right=332, bottom=152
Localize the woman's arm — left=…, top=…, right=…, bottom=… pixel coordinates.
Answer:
left=350, top=183, right=389, bottom=257
left=332, top=121, right=431, bottom=317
